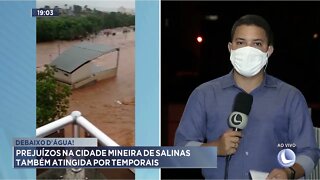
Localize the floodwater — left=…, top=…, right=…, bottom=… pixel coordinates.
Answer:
left=37, top=29, right=135, bottom=146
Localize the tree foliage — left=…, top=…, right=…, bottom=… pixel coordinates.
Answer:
left=36, top=65, right=72, bottom=127
left=37, top=10, right=135, bottom=42
left=73, top=5, right=82, bottom=14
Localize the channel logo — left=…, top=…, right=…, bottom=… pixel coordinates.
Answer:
left=277, top=149, right=296, bottom=167
left=231, top=114, right=242, bottom=125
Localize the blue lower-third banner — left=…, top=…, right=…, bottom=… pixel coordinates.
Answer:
left=13, top=146, right=216, bottom=168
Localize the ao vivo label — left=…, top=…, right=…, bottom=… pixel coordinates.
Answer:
left=277, top=143, right=296, bottom=148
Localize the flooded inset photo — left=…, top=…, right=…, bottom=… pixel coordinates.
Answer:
left=35, top=1, right=135, bottom=179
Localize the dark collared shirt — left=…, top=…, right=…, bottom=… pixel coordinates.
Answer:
left=175, top=71, right=319, bottom=179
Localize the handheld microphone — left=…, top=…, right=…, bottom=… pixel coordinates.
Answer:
left=225, top=92, right=253, bottom=179
left=228, top=92, right=253, bottom=131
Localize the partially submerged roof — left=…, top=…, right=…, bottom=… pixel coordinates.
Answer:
left=51, top=42, right=119, bottom=73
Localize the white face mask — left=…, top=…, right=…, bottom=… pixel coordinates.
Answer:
left=230, top=46, right=268, bottom=77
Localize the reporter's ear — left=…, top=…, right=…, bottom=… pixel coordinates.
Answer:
left=267, top=46, right=274, bottom=57
left=227, top=42, right=232, bottom=53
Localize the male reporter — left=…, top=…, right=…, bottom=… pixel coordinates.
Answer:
left=174, top=15, right=319, bottom=179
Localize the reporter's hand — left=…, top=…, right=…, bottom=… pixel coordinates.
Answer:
left=202, top=129, right=242, bottom=156
left=266, top=168, right=289, bottom=180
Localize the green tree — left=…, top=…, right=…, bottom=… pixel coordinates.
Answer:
left=73, top=5, right=82, bottom=14
left=36, top=8, right=135, bottom=42
left=36, top=65, right=72, bottom=127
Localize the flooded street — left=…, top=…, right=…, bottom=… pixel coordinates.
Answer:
left=37, top=30, right=135, bottom=146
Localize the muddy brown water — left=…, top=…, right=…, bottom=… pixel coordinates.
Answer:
left=37, top=30, right=135, bottom=146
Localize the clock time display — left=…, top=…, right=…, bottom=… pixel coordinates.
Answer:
left=32, top=9, right=59, bottom=17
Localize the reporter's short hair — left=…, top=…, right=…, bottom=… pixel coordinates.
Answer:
left=231, top=14, right=274, bottom=46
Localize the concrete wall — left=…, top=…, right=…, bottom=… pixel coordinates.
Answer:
left=54, top=69, right=72, bottom=84
left=70, top=63, right=91, bottom=84
left=54, top=63, right=91, bottom=85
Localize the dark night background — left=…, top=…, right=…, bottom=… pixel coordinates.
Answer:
left=161, top=1, right=320, bottom=179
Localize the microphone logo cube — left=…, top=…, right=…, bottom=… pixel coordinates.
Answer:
left=228, top=112, right=248, bottom=130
